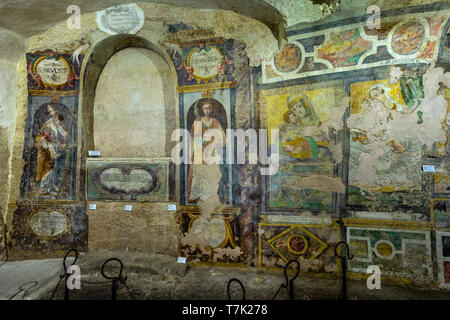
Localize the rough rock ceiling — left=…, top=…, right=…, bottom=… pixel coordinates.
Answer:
left=0, top=0, right=342, bottom=43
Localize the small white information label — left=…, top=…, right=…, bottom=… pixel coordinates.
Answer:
left=88, top=150, right=101, bottom=157
left=89, top=204, right=97, bottom=210
left=177, top=257, right=187, bottom=264
left=168, top=204, right=177, bottom=211
left=422, top=165, right=435, bottom=172
left=124, top=205, right=133, bottom=211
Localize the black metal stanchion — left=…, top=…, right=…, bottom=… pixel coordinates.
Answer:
left=334, top=241, right=353, bottom=300
left=272, top=259, right=300, bottom=300
left=63, top=248, right=78, bottom=301
left=285, top=260, right=300, bottom=300
left=101, top=258, right=125, bottom=300
left=227, top=278, right=246, bottom=300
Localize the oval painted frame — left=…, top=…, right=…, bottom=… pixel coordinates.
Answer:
left=27, top=210, right=71, bottom=240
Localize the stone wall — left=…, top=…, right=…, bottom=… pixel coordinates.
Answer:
left=0, top=29, right=26, bottom=249
left=1, top=1, right=449, bottom=290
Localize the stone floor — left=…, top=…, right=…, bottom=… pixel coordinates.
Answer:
left=2, top=250, right=450, bottom=300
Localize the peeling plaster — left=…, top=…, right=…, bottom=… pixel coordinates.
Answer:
left=293, top=175, right=345, bottom=193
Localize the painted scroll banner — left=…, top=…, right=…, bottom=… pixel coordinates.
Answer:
left=86, top=158, right=172, bottom=201
left=96, top=3, right=145, bottom=35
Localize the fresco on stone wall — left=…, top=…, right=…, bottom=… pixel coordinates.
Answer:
left=317, top=28, right=373, bottom=67
left=179, top=206, right=243, bottom=265
left=169, top=38, right=242, bottom=87
left=257, top=5, right=449, bottom=283
left=436, top=231, right=450, bottom=288
left=346, top=68, right=447, bottom=213
left=86, top=158, right=173, bottom=202
left=10, top=204, right=88, bottom=252
left=186, top=98, right=229, bottom=204
left=166, top=34, right=253, bottom=263
left=433, top=199, right=450, bottom=229
left=260, top=85, right=347, bottom=212
left=20, top=50, right=84, bottom=200
left=34, top=103, right=76, bottom=197
left=261, top=12, right=448, bottom=83
left=274, top=43, right=303, bottom=73
left=435, top=173, right=450, bottom=194
left=167, top=37, right=247, bottom=207
left=347, top=227, right=432, bottom=281
left=258, top=219, right=340, bottom=273
left=20, top=100, right=79, bottom=200
left=391, top=22, right=425, bottom=56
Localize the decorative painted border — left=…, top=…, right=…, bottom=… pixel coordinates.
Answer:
left=178, top=81, right=237, bottom=93
left=436, top=231, right=450, bottom=289
left=86, top=158, right=172, bottom=202
left=343, top=217, right=433, bottom=230
left=258, top=218, right=340, bottom=272
left=432, top=198, right=450, bottom=231
left=262, top=11, right=448, bottom=84
left=26, top=208, right=71, bottom=240
left=346, top=226, right=432, bottom=277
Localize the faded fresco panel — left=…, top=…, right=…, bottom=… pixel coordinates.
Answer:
left=10, top=204, right=88, bottom=254
left=347, top=70, right=447, bottom=213
left=179, top=207, right=243, bottom=265
left=347, top=227, right=432, bottom=281
left=433, top=199, right=450, bottom=229
left=436, top=231, right=450, bottom=288
left=260, top=84, right=347, bottom=213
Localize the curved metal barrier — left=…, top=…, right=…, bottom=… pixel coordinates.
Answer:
left=272, top=259, right=300, bottom=300
left=227, top=278, right=246, bottom=300
left=101, top=257, right=128, bottom=300
left=334, top=241, right=353, bottom=300
left=8, top=281, right=39, bottom=300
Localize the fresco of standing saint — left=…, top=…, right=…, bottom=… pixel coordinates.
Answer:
left=187, top=98, right=228, bottom=204
left=35, top=104, right=71, bottom=196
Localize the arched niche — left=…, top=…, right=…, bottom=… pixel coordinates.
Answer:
left=93, top=47, right=169, bottom=157
left=80, top=35, right=178, bottom=195
left=81, top=35, right=177, bottom=156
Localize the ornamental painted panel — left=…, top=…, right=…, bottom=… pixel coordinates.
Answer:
left=436, top=231, right=450, bottom=289
left=20, top=49, right=85, bottom=200
left=179, top=206, right=243, bottom=265
left=261, top=10, right=448, bottom=83
left=10, top=204, right=88, bottom=251
left=28, top=210, right=69, bottom=238
left=258, top=217, right=340, bottom=273
left=346, top=72, right=447, bottom=214
left=86, top=158, right=173, bottom=201
left=433, top=199, right=450, bottom=230
left=259, top=82, right=347, bottom=214
left=347, top=227, right=432, bottom=281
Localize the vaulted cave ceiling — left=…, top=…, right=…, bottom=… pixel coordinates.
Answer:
left=0, top=0, right=342, bottom=43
